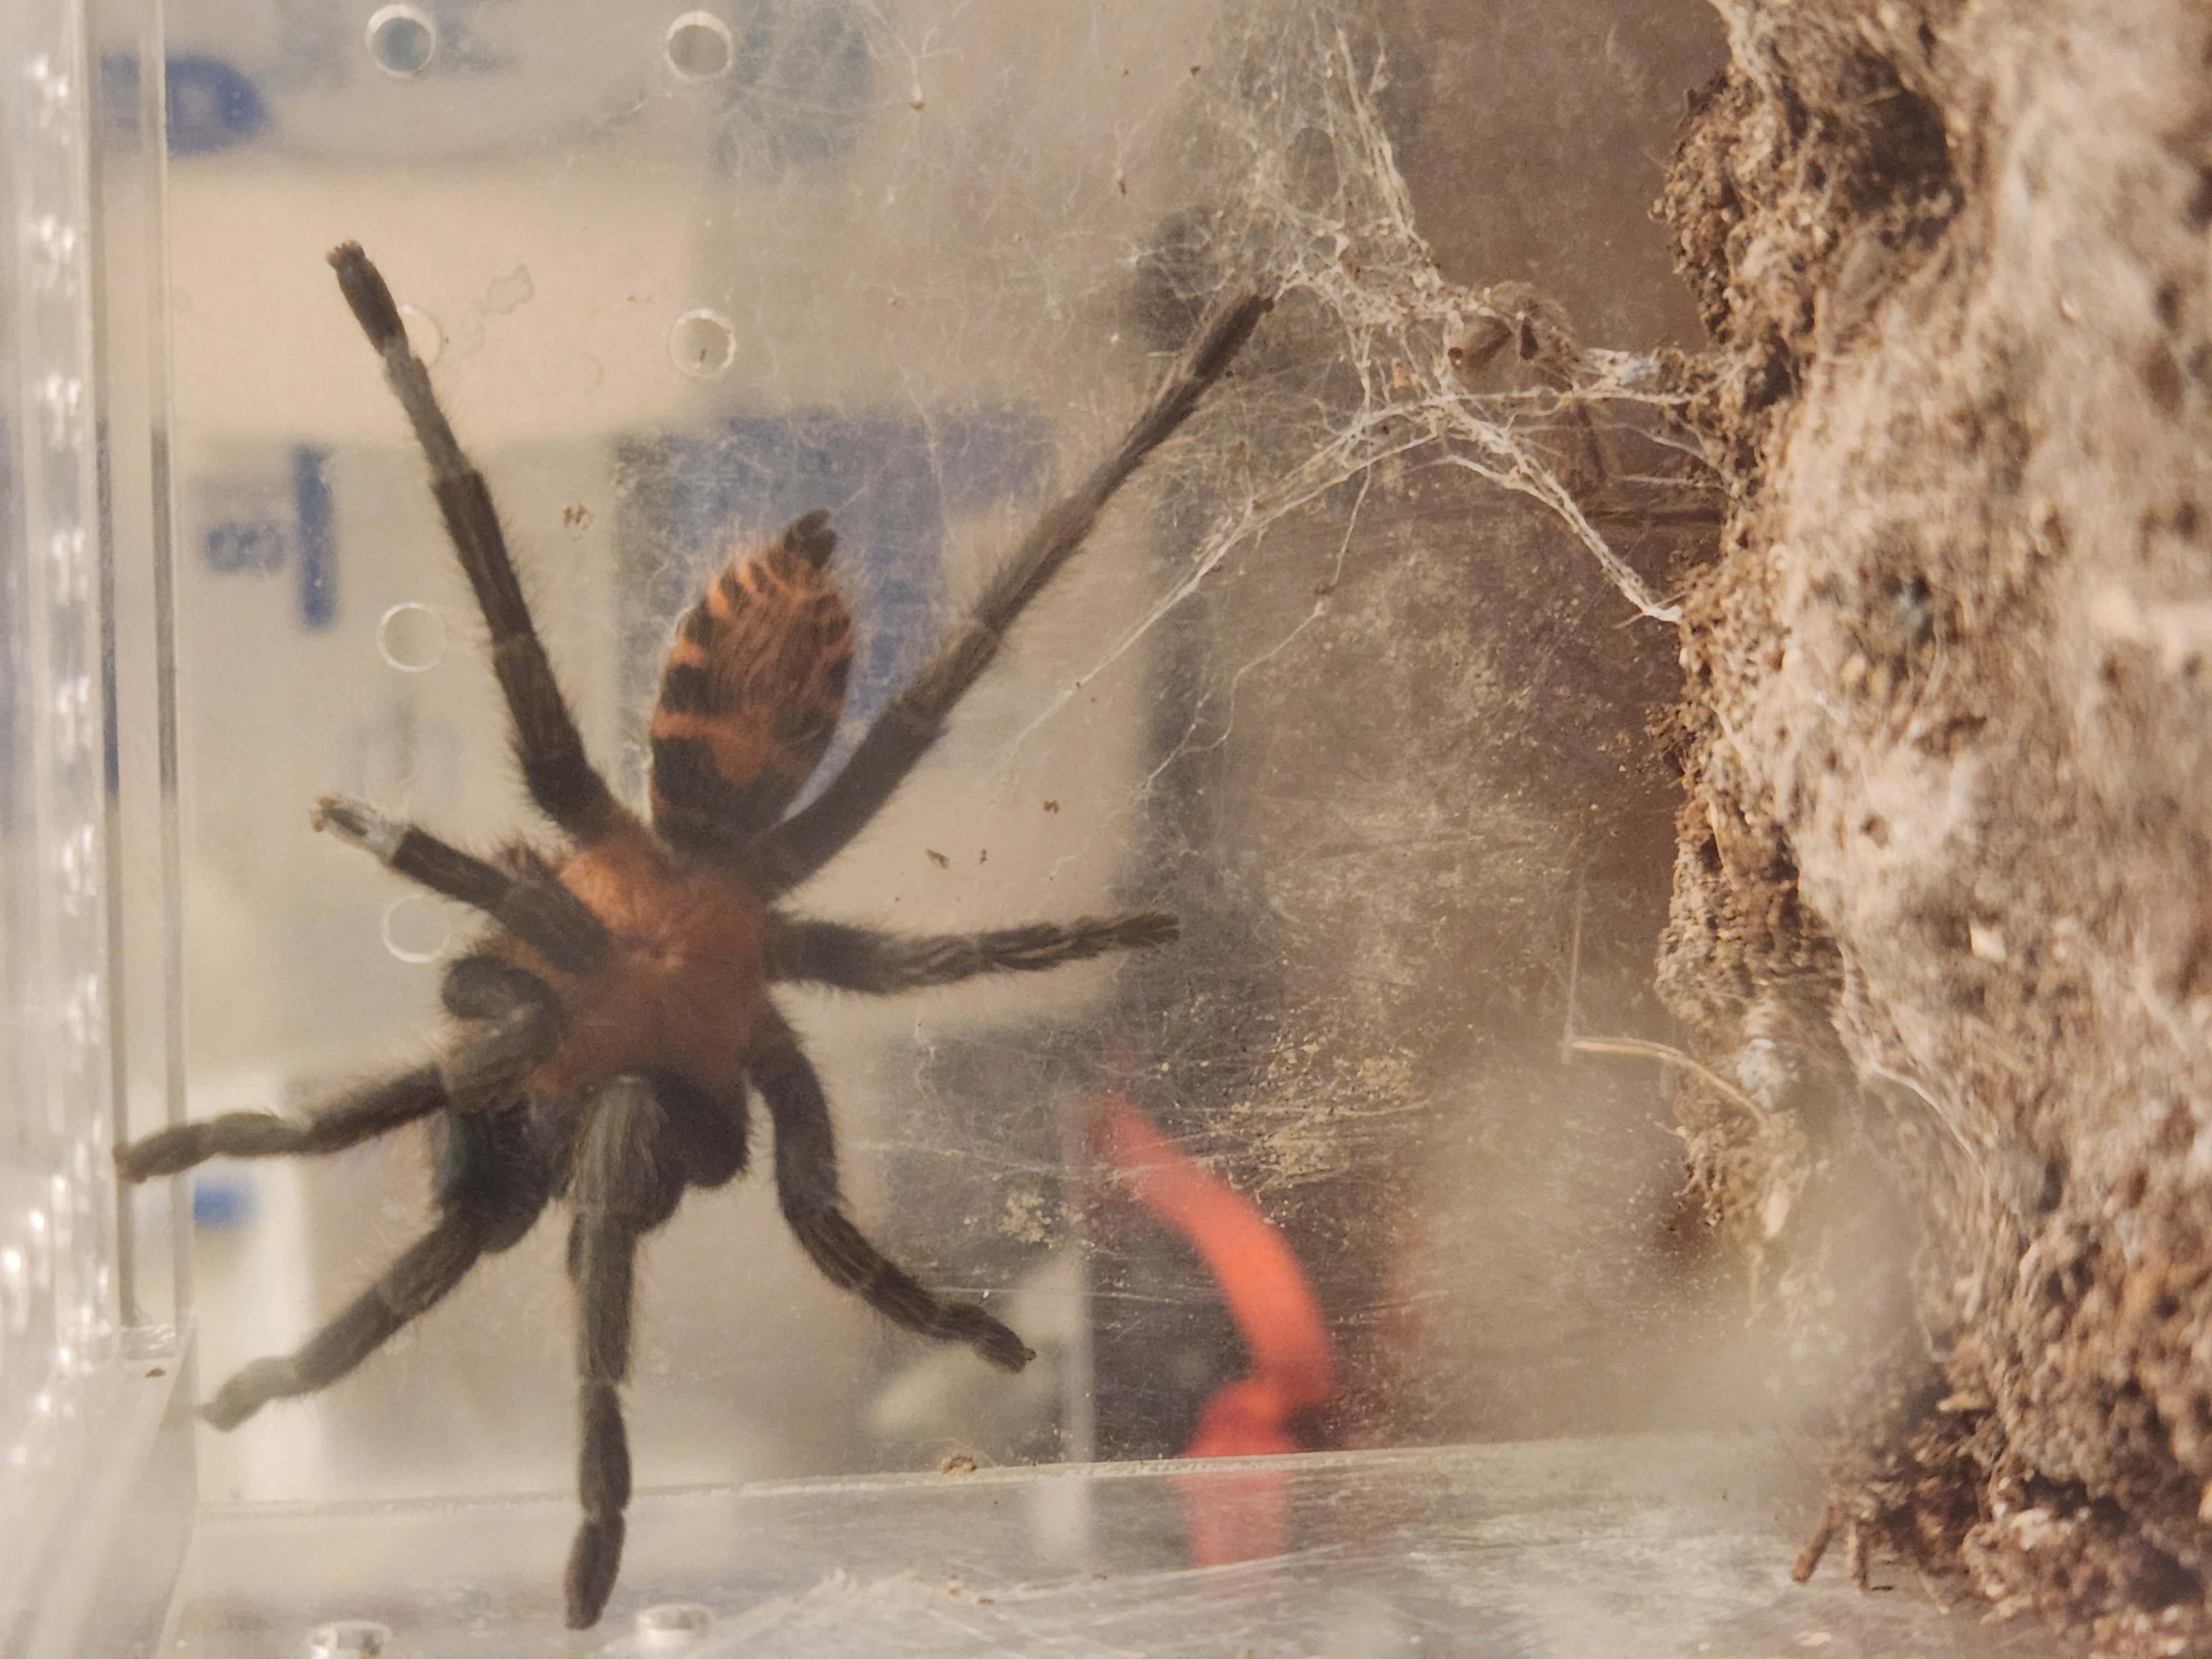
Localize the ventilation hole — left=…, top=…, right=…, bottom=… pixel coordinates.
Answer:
left=382, top=896, right=451, bottom=964
left=665, top=12, right=735, bottom=81
left=364, top=6, right=437, bottom=78
left=375, top=602, right=447, bottom=672
left=637, top=1603, right=717, bottom=1648
left=309, top=1622, right=392, bottom=1658
left=669, top=308, right=737, bottom=379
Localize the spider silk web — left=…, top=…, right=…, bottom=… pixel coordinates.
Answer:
left=843, top=0, right=1725, bottom=1474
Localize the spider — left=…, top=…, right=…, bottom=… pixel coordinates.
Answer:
left=116, top=243, right=1263, bottom=1629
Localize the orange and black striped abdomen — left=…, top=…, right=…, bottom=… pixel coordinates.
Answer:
left=650, top=512, right=852, bottom=850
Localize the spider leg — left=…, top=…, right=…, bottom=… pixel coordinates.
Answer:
left=747, top=1031, right=1033, bottom=1371
left=203, top=1215, right=478, bottom=1431
left=436, top=954, right=566, bottom=1104
left=562, top=1076, right=688, bottom=1630
left=770, top=912, right=1177, bottom=993
left=203, top=1104, right=553, bottom=1429
left=114, top=957, right=559, bottom=1181
left=753, top=291, right=1268, bottom=893
left=315, top=795, right=608, bottom=974
left=647, top=1071, right=750, bottom=1191
left=114, top=1064, right=448, bottom=1181
left=326, top=243, right=629, bottom=846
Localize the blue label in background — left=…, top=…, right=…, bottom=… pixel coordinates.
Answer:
left=100, top=53, right=267, bottom=155
left=119, top=2, right=873, bottom=170
left=713, top=0, right=872, bottom=174
left=196, top=445, right=337, bottom=632
left=292, top=445, right=336, bottom=632
left=399, top=0, right=519, bottom=79
left=201, top=518, right=286, bottom=576
left=627, top=409, right=1049, bottom=761
left=165, top=55, right=268, bottom=153
left=191, top=1173, right=255, bottom=1230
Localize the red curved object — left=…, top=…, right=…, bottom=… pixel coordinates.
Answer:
left=1091, top=1094, right=1335, bottom=1563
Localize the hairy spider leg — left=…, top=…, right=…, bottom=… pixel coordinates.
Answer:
left=206, top=1102, right=557, bottom=1429
left=769, top=912, right=1179, bottom=993
left=746, top=1028, right=1032, bottom=1372
left=562, top=1076, right=690, bottom=1629
left=114, top=956, right=562, bottom=1181
left=649, top=510, right=854, bottom=859
left=645, top=1070, right=752, bottom=1190
left=558, top=1072, right=745, bottom=1627
left=327, top=243, right=630, bottom=847
left=314, top=794, right=609, bottom=975
left=116, top=959, right=565, bottom=1428
left=753, top=290, right=1270, bottom=893
left=114, top=1064, right=450, bottom=1181
left=435, top=954, right=567, bottom=1105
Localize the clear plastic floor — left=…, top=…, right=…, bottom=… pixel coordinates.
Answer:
left=174, top=1432, right=2055, bottom=1658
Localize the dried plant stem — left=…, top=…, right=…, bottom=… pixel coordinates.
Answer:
left=1568, top=1036, right=1773, bottom=1128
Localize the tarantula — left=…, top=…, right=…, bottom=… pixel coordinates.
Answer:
left=116, top=244, right=1262, bottom=1629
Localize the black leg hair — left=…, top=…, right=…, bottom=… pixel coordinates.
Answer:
left=315, top=794, right=608, bottom=974
left=752, top=292, right=1268, bottom=893
left=771, top=912, right=1177, bottom=994
left=562, top=1076, right=688, bottom=1630
left=646, top=1071, right=750, bottom=1190
left=204, top=1104, right=554, bottom=1430
left=114, top=959, right=560, bottom=1182
left=327, top=244, right=628, bottom=846
left=114, top=1063, right=448, bottom=1182
left=746, top=1032, right=1032, bottom=1372
left=203, top=1213, right=483, bottom=1431
left=437, top=954, right=566, bottom=1105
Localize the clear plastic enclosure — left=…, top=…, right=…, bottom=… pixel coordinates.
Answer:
left=2, top=0, right=2037, bottom=1651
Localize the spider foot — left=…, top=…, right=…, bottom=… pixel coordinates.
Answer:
left=327, top=242, right=406, bottom=351
left=565, top=1515, right=624, bottom=1630
left=311, top=793, right=404, bottom=859
left=114, top=1124, right=202, bottom=1182
left=902, top=1285, right=1034, bottom=1371
left=952, top=1305, right=1036, bottom=1373
left=202, top=1358, right=291, bottom=1430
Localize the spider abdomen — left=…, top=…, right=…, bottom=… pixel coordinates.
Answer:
left=649, top=531, right=853, bottom=851
left=519, top=833, right=771, bottom=1100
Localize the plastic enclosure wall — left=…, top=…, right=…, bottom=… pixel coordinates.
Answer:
left=1, top=0, right=192, bottom=1651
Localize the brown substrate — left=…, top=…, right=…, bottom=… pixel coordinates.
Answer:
left=1655, top=1, right=2212, bottom=1651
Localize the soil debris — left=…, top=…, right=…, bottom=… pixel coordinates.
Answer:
left=1656, top=0, right=2212, bottom=1650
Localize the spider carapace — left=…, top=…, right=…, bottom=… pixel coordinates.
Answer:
left=115, top=244, right=1263, bottom=1629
